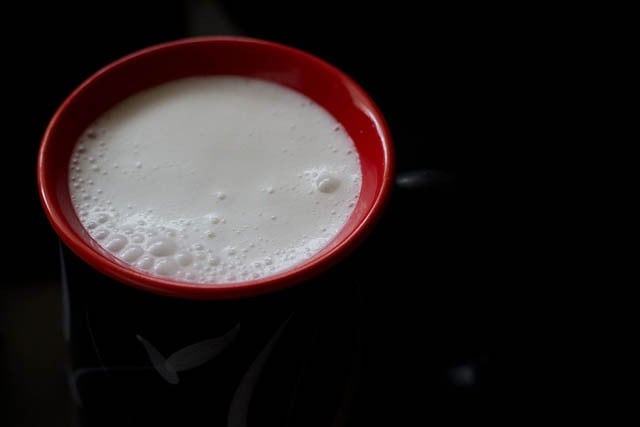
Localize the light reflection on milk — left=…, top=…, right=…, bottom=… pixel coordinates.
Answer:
left=69, top=76, right=361, bottom=284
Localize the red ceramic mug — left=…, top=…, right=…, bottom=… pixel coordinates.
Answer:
left=38, top=36, right=394, bottom=300
left=37, top=37, right=394, bottom=424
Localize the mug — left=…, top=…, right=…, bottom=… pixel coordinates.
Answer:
left=38, top=37, right=394, bottom=426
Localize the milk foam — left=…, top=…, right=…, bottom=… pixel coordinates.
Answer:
left=69, top=76, right=362, bottom=284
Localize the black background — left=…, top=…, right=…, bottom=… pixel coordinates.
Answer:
left=1, top=1, right=525, bottom=425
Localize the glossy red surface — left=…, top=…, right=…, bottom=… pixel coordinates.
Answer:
left=38, top=37, right=394, bottom=299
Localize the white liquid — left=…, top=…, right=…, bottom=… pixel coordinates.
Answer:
left=69, top=76, right=361, bottom=284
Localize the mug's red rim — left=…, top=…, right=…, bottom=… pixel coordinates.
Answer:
left=37, top=36, right=394, bottom=300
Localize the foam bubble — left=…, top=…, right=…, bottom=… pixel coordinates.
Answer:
left=207, top=214, right=221, bottom=224
left=154, top=258, right=178, bottom=276
left=147, top=237, right=177, bottom=257
left=94, top=229, right=109, bottom=240
left=175, top=252, right=193, bottom=266
left=137, top=255, right=154, bottom=270
left=121, top=246, right=144, bottom=262
left=105, top=235, right=128, bottom=252
left=316, top=173, right=340, bottom=193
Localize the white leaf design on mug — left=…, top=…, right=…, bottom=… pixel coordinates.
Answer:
left=136, top=335, right=179, bottom=384
left=165, top=323, right=240, bottom=372
left=137, top=323, right=240, bottom=384
left=228, top=317, right=290, bottom=427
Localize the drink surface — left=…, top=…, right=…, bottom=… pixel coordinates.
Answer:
left=69, top=76, right=361, bottom=284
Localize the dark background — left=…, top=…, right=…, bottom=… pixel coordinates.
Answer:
left=2, top=1, right=522, bottom=425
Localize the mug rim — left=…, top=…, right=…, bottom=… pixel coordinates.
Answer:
left=37, top=36, right=394, bottom=300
